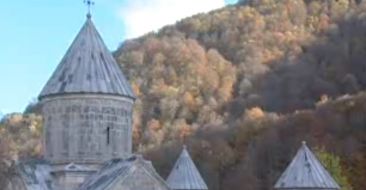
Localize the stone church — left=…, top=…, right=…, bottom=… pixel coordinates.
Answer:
left=5, top=5, right=343, bottom=190
left=7, top=13, right=208, bottom=190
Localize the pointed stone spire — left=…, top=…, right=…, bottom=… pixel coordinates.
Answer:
left=274, top=141, right=340, bottom=190
left=167, top=145, right=208, bottom=190
left=38, top=16, right=135, bottom=100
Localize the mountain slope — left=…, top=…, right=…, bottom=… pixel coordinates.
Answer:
left=116, top=0, right=366, bottom=145
left=114, top=0, right=366, bottom=189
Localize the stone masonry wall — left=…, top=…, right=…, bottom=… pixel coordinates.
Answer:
left=41, top=94, right=134, bottom=164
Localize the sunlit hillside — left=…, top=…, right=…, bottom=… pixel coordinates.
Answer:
left=2, top=0, right=366, bottom=189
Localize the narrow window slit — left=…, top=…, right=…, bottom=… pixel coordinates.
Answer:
left=107, top=127, right=110, bottom=145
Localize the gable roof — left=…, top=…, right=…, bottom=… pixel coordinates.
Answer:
left=64, top=163, right=91, bottom=171
left=39, top=16, right=135, bottom=100
left=79, top=155, right=169, bottom=190
left=274, top=142, right=340, bottom=189
left=51, top=162, right=96, bottom=173
left=166, top=146, right=208, bottom=190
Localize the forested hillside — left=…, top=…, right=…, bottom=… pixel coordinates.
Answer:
left=1, top=0, right=366, bottom=189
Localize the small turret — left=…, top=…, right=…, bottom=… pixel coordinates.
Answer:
left=274, top=141, right=340, bottom=190
left=166, top=145, right=208, bottom=190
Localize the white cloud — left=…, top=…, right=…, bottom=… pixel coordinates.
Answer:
left=119, top=0, right=225, bottom=39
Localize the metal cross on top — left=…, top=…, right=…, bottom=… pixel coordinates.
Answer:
left=84, top=0, right=95, bottom=18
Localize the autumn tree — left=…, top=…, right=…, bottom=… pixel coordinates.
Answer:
left=316, top=148, right=353, bottom=190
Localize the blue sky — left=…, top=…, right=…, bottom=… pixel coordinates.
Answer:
left=0, top=0, right=237, bottom=115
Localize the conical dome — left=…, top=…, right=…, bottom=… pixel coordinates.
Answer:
left=166, top=146, right=208, bottom=190
left=274, top=142, right=340, bottom=190
left=39, top=16, right=135, bottom=100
